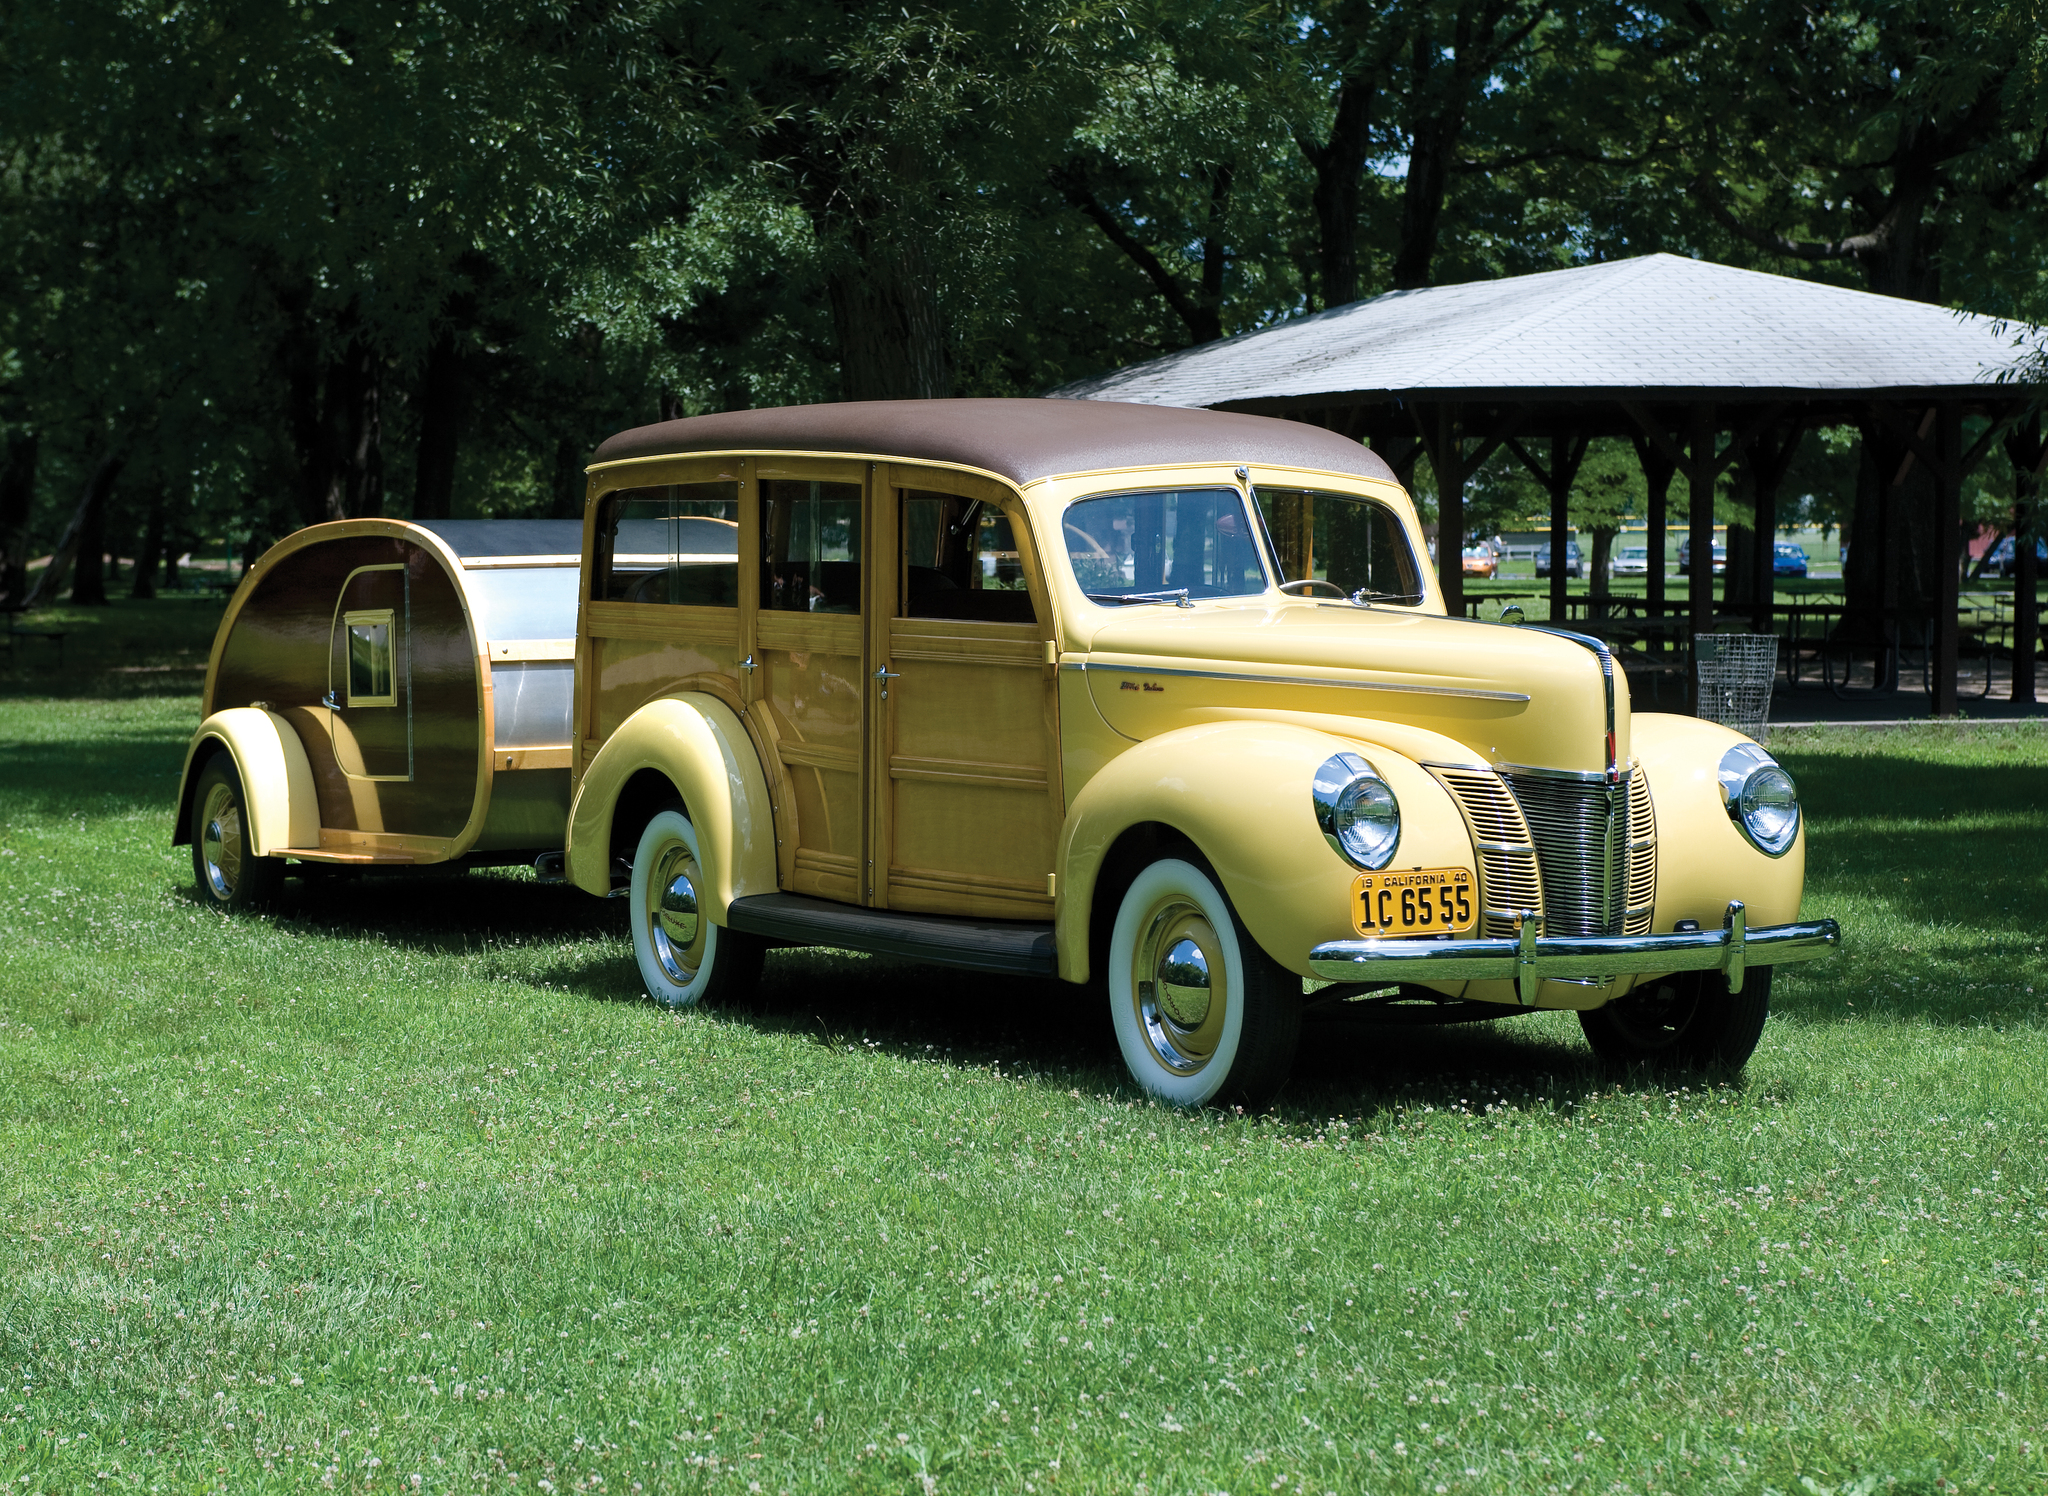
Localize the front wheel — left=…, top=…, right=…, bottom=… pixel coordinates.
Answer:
left=1108, top=858, right=1300, bottom=1109
left=1578, top=966, right=1772, bottom=1072
left=629, top=806, right=765, bottom=1008
left=189, top=755, right=285, bottom=911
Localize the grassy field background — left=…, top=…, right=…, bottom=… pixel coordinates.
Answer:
left=3, top=602, right=2047, bottom=1494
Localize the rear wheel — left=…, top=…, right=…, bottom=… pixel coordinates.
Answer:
left=189, top=755, right=286, bottom=912
left=1108, top=857, right=1300, bottom=1109
left=629, top=806, right=766, bottom=1008
left=1579, top=966, right=1772, bottom=1072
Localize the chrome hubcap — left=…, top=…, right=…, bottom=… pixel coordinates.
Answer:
left=646, top=844, right=705, bottom=985
left=1132, top=899, right=1227, bottom=1075
left=199, top=784, right=241, bottom=900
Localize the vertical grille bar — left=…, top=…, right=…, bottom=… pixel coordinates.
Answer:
left=1500, top=769, right=1637, bottom=937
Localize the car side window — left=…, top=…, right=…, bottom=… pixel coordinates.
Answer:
left=1256, top=487, right=1423, bottom=604
left=900, top=491, right=1038, bottom=624
left=592, top=484, right=740, bottom=605
left=762, top=480, right=863, bottom=613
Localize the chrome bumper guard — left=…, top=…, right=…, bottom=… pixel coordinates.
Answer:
left=1308, top=901, right=1841, bottom=1007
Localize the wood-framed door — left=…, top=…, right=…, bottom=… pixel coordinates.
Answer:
left=751, top=455, right=874, bottom=904
left=866, top=463, right=1061, bottom=922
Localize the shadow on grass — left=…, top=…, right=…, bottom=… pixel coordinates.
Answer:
left=0, top=595, right=228, bottom=701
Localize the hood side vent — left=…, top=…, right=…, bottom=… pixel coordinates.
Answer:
left=1625, top=764, right=1657, bottom=935
left=1426, top=765, right=1544, bottom=939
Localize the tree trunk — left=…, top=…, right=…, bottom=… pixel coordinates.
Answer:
left=1393, top=108, right=1457, bottom=290
left=1590, top=527, right=1616, bottom=597
left=294, top=337, right=384, bottom=526
left=72, top=467, right=112, bottom=606
left=829, top=227, right=951, bottom=401
left=162, top=516, right=183, bottom=591
left=412, top=331, right=463, bottom=520
left=21, top=452, right=121, bottom=611
left=551, top=437, right=584, bottom=520
left=130, top=485, right=165, bottom=599
left=1304, top=76, right=1376, bottom=309
left=0, top=432, right=35, bottom=607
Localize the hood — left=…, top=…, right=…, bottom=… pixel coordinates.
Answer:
left=1080, top=601, right=1626, bottom=775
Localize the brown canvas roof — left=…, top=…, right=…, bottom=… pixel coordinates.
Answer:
left=588, top=398, right=1396, bottom=487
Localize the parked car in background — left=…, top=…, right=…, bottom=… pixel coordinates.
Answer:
left=1462, top=544, right=1499, bottom=579
left=1772, top=542, right=1809, bottom=578
left=1613, top=545, right=1650, bottom=576
left=1534, top=541, right=1582, bottom=579
left=1676, top=538, right=1727, bottom=576
left=1985, top=535, right=2047, bottom=577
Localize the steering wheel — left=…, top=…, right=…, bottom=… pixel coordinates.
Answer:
left=1278, top=578, right=1347, bottom=598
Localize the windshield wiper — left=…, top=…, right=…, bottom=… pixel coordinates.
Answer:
left=1086, top=588, right=1193, bottom=608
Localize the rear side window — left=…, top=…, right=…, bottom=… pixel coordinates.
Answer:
left=592, top=484, right=740, bottom=606
left=762, top=479, right=863, bottom=613
left=1256, top=488, right=1423, bottom=604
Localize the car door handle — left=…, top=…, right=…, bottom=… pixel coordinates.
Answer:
left=322, top=690, right=342, bottom=710
left=739, top=653, right=758, bottom=672
left=873, top=665, right=900, bottom=699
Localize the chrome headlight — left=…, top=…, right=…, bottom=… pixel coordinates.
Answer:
left=1312, top=751, right=1400, bottom=870
left=1718, top=742, right=1799, bottom=857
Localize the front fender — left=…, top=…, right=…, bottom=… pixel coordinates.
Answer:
left=1055, top=720, right=1476, bottom=983
left=564, top=694, right=777, bottom=919
left=1634, top=712, right=1805, bottom=930
left=172, top=710, right=320, bottom=856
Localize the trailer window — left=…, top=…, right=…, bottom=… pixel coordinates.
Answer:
left=344, top=610, right=396, bottom=706
left=593, top=483, right=740, bottom=606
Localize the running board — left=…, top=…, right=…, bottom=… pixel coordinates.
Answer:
left=723, top=893, right=1057, bottom=978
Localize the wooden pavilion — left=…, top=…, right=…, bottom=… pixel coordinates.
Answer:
left=1052, top=253, right=2044, bottom=714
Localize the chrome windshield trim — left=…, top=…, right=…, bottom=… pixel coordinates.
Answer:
left=1077, top=661, right=1530, bottom=704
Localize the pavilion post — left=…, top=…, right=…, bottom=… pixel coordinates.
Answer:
left=1932, top=403, right=1964, bottom=716
left=2009, top=414, right=2043, bottom=705
left=1686, top=404, right=1717, bottom=709
left=1549, top=439, right=1571, bottom=625
left=1430, top=405, right=1465, bottom=618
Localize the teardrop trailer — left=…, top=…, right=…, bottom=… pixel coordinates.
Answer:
left=179, top=400, right=1838, bottom=1106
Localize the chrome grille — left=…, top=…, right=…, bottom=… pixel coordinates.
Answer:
left=1500, top=768, right=1645, bottom=938
left=1427, top=766, right=1543, bottom=939
left=1625, top=765, right=1657, bottom=935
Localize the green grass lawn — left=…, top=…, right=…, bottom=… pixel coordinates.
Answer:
left=4, top=614, right=2048, bottom=1493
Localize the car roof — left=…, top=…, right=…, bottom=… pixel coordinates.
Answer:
left=589, top=399, right=1399, bottom=488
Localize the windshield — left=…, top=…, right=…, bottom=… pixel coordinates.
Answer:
left=1062, top=487, right=1270, bottom=603
left=1255, top=487, right=1424, bottom=604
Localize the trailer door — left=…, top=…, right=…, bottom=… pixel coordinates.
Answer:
left=327, top=564, right=412, bottom=781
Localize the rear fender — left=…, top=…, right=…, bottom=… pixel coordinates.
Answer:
left=172, top=710, right=320, bottom=856
left=564, top=694, right=777, bottom=918
left=1055, top=719, right=1475, bottom=983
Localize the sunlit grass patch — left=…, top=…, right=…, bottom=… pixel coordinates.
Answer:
left=3, top=691, right=2046, bottom=1495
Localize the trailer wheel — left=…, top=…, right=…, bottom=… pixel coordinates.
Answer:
left=189, top=754, right=286, bottom=912
left=1579, top=966, right=1772, bottom=1072
left=1107, top=857, right=1299, bottom=1109
left=628, top=805, right=765, bottom=1008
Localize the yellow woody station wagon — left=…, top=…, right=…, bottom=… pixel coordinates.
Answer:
left=179, top=398, right=1838, bottom=1107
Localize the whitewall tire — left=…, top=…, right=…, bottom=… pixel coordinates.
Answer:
left=629, top=807, right=765, bottom=1009
left=1108, top=857, right=1299, bottom=1109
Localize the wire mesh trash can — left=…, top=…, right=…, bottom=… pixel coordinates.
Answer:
left=1695, top=633, right=1778, bottom=741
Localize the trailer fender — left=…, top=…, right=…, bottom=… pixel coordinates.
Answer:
left=172, top=709, right=320, bottom=855
left=564, top=694, right=778, bottom=919
left=1054, top=719, right=1474, bottom=984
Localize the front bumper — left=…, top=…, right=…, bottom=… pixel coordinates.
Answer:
left=1308, top=901, right=1840, bottom=1008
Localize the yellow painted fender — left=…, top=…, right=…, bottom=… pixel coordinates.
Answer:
left=1055, top=719, right=1476, bottom=983
left=564, top=693, right=778, bottom=918
left=172, top=709, right=320, bottom=856
left=1632, top=713, right=1805, bottom=930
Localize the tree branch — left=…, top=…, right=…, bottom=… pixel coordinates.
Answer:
left=1688, top=172, right=1894, bottom=263
left=1054, top=164, right=1213, bottom=344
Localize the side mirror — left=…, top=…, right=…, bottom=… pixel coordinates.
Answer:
left=1500, top=603, right=1525, bottom=625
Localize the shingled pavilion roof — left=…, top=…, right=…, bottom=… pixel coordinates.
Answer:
left=1049, top=253, right=2037, bottom=413
left=1051, top=254, right=2045, bottom=715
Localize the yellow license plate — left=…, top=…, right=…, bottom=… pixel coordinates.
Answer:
left=1351, top=867, right=1476, bottom=936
